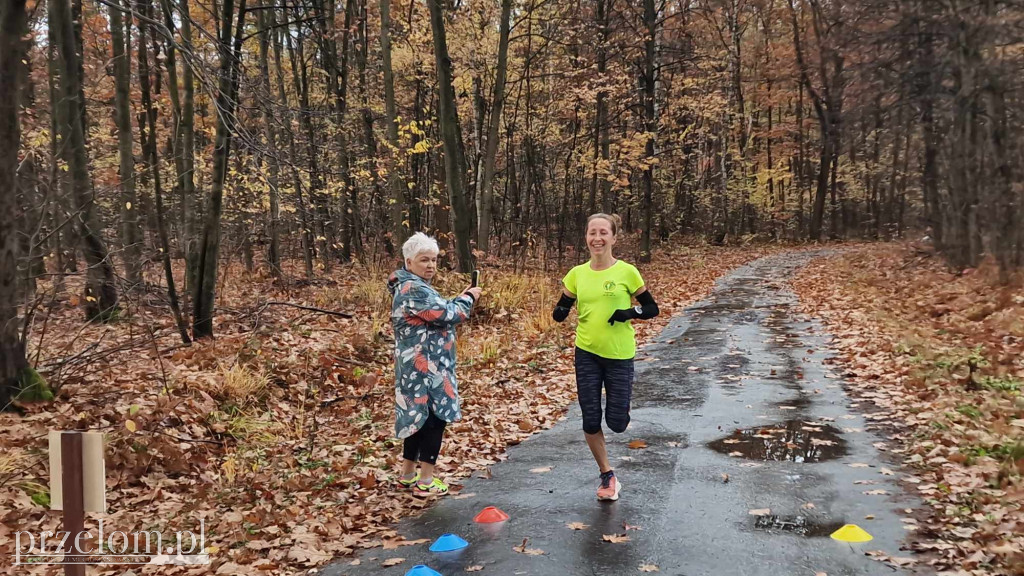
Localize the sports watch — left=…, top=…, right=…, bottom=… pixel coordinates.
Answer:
left=633, top=305, right=643, bottom=316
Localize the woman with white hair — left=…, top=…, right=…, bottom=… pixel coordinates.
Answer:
left=387, top=232, right=481, bottom=496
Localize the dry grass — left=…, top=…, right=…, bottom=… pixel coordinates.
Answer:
left=0, top=450, right=26, bottom=478
left=218, top=365, right=271, bottom=407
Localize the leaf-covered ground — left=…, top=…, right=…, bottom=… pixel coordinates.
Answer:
left=0, top=244, right=776, bottom=575
left=792, top=244, right=1023, bottom=576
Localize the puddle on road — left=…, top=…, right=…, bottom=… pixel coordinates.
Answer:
left=707, top=419, right=847, bottom=463
left=753, top=514, right=846, bottom=537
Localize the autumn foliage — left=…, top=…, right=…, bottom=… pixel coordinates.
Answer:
left=794, top=245, right=1024, bottom=575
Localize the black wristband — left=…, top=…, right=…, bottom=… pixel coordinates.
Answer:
left=634, top=290, right=659, bottom=320
left=552, top=294, right=576, bottom=322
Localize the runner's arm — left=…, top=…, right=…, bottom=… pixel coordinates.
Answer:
left=607, top=288, right=659, bottom=325
left=634, top=289, right=659, bottom=319
left=552, top=289, right=576, bottom=322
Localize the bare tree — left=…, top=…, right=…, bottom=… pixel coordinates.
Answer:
left=192, top=0, right=248, bottom=339
left=107, top=0, right=142, bottom=288
left=0, top=0, right=31, bottom=408
left=49, top=0, right=119, bottom=320
left=427, top=0, right=473, bottom=271
left=476, top=0, right=512, bottom=255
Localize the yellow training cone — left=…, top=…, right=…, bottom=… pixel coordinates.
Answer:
left=830, top=524, right=873, bottom=543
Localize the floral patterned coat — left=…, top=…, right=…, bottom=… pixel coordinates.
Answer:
left=388, top=268, right=475, bottom=439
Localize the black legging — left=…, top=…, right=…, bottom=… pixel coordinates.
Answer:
left=402, top=411, right=448, bottom=465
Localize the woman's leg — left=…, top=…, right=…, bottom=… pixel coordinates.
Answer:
left=585, top=430, right=612, bottom=473
left=603, top=358, right=635, bottom=433
left=401, top=433, right=422, bottom=479
left=575, top=348, right=612, bottom=472
left=593, top=356, right=633, bottom=501
left=416, top=412, right=448, bottom=482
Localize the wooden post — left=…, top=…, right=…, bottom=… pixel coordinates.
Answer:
left=61, top=432, right=86, bottom=576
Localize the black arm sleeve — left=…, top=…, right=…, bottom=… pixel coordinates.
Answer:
left=635, top=290, right=659, bottom=319
left=552, top=293, right=576, bottom=322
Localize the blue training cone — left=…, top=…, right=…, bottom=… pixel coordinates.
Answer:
left=404, top=565, right=442, bottom=576
left=429, top=533, right=469, bottom=552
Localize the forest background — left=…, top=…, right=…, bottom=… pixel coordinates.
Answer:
left=0, top=0, right=1021, bottom=574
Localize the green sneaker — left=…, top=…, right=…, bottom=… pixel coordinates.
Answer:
left=398, top=472, right=420, bottom=489
left=413, top=477, right=449, bottom=497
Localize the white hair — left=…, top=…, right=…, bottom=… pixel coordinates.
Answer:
left=402, top=232, right=439, bottom=261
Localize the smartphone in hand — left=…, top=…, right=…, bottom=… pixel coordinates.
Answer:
left=471, top=269, right=480, bottom=288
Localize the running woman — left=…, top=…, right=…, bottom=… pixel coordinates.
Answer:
left=552, top=213, right=660, bottom=501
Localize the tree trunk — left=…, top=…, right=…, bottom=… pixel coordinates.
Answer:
left=257, top=8, right=282, bottom=277
left=379, top=0, right=408, bottom=251
left=159, top=0, right=186, bottom=253
left=137, top=0, right=189, bottom=343
left=192, top=0, right=247, bottom=339
left=426, top=0, right=473, bottom=272
left=639, top=0, right=657, bottom=262
left=596, top=0, right=613, bottom=214
left=0, top=0, right=30, bottom=408
left=324, top=0, right=358, bottom=262
left=179, top=0, right=199, bottom=296
left=49, top=0, right=119, bottom=321
left=107, top=0, right=142, bottom=288
left=271, top=14, right=314, bottom=278
left=476, top=0, right=511, bottom=254
left=285, top=11, right=332, bottom=266
left=810, top=120, right=831, bottom=241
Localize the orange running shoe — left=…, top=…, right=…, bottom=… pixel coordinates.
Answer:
left=597, top=470, right=621, bottom=501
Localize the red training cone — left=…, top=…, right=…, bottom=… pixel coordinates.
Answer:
left=474, top=506, right=510, bottom=523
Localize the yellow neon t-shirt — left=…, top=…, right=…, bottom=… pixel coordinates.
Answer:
left=562, top=260, right=645, bottom=360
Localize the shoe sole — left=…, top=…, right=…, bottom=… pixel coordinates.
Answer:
left=597, top=481, right=621, bottom=501
left=413, top=490, right=447, bottom=497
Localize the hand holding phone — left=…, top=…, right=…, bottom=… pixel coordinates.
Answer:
left=471, top=269, right=480, bottom=288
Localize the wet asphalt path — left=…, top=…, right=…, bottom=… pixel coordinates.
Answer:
left=324, top=252, right=919, bottom=576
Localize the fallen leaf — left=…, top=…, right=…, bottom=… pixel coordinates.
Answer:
left=567, top=522, right=588, bottom=530
left=359, top=472, right=377, bottom=490
left=728, top=451, right=744, bottom=457
left=465, top=566, right=484, bottom=572
left=638, top=564, right=660, bottom=572
left=216, top=562, right=244, bottom=574
left=513, top=538, right=545, bottom=555
left=628, top=439, right=648, bottom=449
left=801, top=502, right=816, bottom=510
left=748, top=508, right=771, bottom=516
left=863, top=489, right=889, bottom=495
left=383, top=538, right=429, bottom=550
left=879, top=468, right=894, bottom=476
left=721, top=473, right=729, bottom=483
left=864, top=515, right=875, bottom=520
left=989, top=543, right=1018, bottom=556
left=530, top=466, right=552, bottom=473
left=847, top=463, right=870, bottom=468
left=602, top=533, right=630, bottom=544
left=381, top=558, right=405, bottom=567
left=245, top=540, right=273, bottom=550
left=623, top=522, right=642, bottom=531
